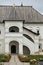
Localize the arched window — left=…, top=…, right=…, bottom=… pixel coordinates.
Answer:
left=23, top=45, right=30, bottom=55
left=9, top=26, right=19, bottom=32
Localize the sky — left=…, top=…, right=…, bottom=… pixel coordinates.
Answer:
left=0, top=0, right=43, bottom=14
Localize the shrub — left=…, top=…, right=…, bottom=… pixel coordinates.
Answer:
left=0, top=54, right=11, bottom=62
left=18, top=55, right=30, bottom=62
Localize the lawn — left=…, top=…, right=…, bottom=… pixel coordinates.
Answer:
left=28, top=55, right=43, bottom=60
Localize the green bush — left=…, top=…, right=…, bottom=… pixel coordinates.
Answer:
left=18, top=55, right=30, bottom=62
left=4, top=54, right=11, bottom=62
left=0, top=54, right=11, bottom=62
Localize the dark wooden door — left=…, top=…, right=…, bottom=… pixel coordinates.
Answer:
left=23, top=46, right=30, bottom=55
left=11, top=45, right=16, bottom=54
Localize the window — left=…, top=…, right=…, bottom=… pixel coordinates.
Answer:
left=9, top=26, right=19, bottom=32
left=39, top=43, right=42, bottom=49
left=23, top=45, right=30, bottom=54
left=37, top=27, right=40, bottom=35
left=37, top=30, right=39, bottom=35
left=0, top=44, right=1, bottom=46
left=0, top=31, right=1, bottom=34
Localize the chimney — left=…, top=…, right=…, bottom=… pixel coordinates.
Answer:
left=21, top=2, right=23, bottom=6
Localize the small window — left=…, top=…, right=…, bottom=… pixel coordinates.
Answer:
left=0, top=31, right=1, bottom=34
left=36, top=27, right=40, bottom=35
left=0, top=44, right=1, bottom=46
left=37, top=30, right=39, bottom=35
left=39, top=44, right=42, bottom=49
left=9, top=26, right=19, bottom=32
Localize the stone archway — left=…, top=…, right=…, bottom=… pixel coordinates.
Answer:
left=23, top=45, right=30, bottom=55
left=9, top=41, right=19, bottom=54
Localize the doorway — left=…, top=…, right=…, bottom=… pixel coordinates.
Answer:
left=9, top=41, right=19, bottom=54
left=11, top=45, right=16, bottom=53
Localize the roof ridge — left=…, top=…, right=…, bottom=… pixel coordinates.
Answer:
left=0, top=5, right=32, bottom=7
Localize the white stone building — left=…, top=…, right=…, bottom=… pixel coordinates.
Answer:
left=0, top=5, right=43, bottom=55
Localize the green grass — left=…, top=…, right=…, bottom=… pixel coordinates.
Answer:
left=18, top=54, right=43, bottom=62
left=28, top=55, right=43, bottom=60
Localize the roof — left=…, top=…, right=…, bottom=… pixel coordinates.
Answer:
left=0, top=6, right=43, bottom=23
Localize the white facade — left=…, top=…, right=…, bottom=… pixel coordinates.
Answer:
left=0, top=20, right=43, bottom=55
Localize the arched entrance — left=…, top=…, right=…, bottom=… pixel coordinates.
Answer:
left=23, top=45, right=30, bottom=55
left=9, top=41, right=19, bottom=54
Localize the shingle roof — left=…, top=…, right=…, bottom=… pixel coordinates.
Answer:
left=0, top=6, right=43, bottom=23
